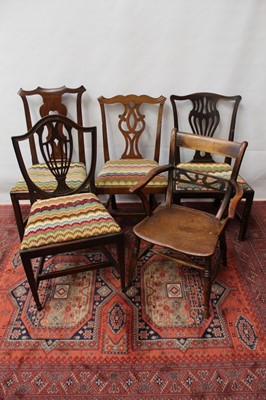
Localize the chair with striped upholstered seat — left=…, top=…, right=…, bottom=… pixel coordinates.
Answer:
left=95, top=94, right=168, bottom=214
left=12, top=115, right=125, bottom=311
left=170, top=92, right=254, bottom=240
left=10, top=85, right=87, bottom=240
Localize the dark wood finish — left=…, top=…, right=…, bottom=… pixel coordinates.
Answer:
left=10, top=85, right=87, bottom=240
left=170, top=92, right=254, bottom=240
left=96, top=94, right=167, bottom=212
left=128, top=129, right=248, bottom=319
left=12, top=115, right=125, bottom=311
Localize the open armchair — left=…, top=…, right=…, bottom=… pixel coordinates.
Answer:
left=128, top=129, right=248, bottom=319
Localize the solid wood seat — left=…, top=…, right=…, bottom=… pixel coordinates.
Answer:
left=170, top=92, right=254, bottom=240
left=133, top=204, right=221, bottom=257
left=12, top=115, right=125, bottom=311
left=128, top=130, right=248, bottom=319
left=10, top=85, right=87, bottom=240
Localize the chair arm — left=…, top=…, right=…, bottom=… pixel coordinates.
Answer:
left=129, top=164, right=172, bottom=217
left=228, top=179, right=244, bottom=219
left=129, top=164, right=172, bottom=194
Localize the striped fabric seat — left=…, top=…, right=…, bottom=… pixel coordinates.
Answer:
left=21, top=193, right=121, bottom=250
left=95, top=159, right=168, bottom=188
left=175, top=162, right=252, bottom=191
left=11, top=162, right=87, bottom=192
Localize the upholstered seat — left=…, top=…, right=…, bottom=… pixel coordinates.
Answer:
left=175, top=162, right=251, bottom=191
left=21, top=193, right=121, bottom=250
left=95, top=159, right=167, bottom=188
left=11, top=162, right=87, bottom=193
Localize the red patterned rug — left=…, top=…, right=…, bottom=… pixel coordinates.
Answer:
left=0, top=202, right=265, bottom=399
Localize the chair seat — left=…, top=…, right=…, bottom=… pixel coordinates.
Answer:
left=11, top=162, right=87, bottom=192
left=21, top=193, right=121, bottom=250
left=95, top=159, right=168, bottom=188
left=175, top=162, right=252, bottom=191
left=133, top=204, right=222, bottom=257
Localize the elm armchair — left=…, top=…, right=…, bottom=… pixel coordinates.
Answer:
left=128, top=129, right=248, bottom=319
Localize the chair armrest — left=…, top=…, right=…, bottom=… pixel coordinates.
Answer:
left=129, top=164, right=172, bottom=217
left=129, top=164, right=172, bottom=194
left=227, top=179, right=244, bottom=219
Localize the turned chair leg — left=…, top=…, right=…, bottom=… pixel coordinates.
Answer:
left=203, top=257, right=212, bottom=319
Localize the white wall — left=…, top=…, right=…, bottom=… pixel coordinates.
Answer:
left=0, top=0, right=265, bottom=202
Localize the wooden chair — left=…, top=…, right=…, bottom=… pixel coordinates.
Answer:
left=170, top=92, right=254, bottom=240
left=12, top=114, right=125, bottom=311
left=128, top=129, right=248, bottom=319
left=10, top=85, right=87, bottom=240
left=95, top=94, right=168, bottom=214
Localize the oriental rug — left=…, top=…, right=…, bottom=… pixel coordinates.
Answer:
left=0, top=202, right=265, bottom=399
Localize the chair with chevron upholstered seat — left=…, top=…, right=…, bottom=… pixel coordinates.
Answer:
left=12, top=114, right=125, bottom=311
left=10, top=85, right=88, bottom=240
left=95, top=94, right=168, bottom=214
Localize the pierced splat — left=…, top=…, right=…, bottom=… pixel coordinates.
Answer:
left=18, top=86, right=86, bottom=164
left=118, top=102, right=146, bottom=159
left=170, top=93, right=242, bottom=165
left=188, top=96, right=220, bottom=162
left=37, top=120, right=73, bottom=195
left=98, top=94, right=166, bottom=164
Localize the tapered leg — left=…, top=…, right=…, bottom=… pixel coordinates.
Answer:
left=10, top=193, right=25, bottom=241
left=127, top=235, right=141, bottom=288
left=20, top=252, right=42, bottom=310
left=203, top=257, right=212, bottom=319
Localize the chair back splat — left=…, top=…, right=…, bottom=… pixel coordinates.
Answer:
left=12, top=115, right=125, bottom=311
left=128, top=129, right=248, bottom=319
left=95, top=94, right=167, bottom=215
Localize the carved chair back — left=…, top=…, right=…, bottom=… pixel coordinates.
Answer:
left=18, top=85, right=87, bottom=165
left=12, top=115, right=96, bottom=204
left=170, top=93, right=241, bottom=164
left=98, top=94, right=166, bottom=162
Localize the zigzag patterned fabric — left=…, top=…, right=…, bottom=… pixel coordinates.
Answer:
left=21, top=193, right=121, bottom=250
left=11, top=162, right=87, bottom=192
left=95, top=159, right=168, bottom=187
left=175, top=162, right=251, bottom=191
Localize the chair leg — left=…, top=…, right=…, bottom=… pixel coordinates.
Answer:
left=116, top=234, right=126, bottom=291
left=219, top=232, right=227, bottom=266
left=203, top=257, right=212, bottom=319
left=127, top=235, right=141, bottom=287
left=238, top=191, right=254, bottom=241
left=110, top=194, right=118, bottom=210
left=10, top=193, right=25, bottom=241
left=20, top=253, right=42, bottom=310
